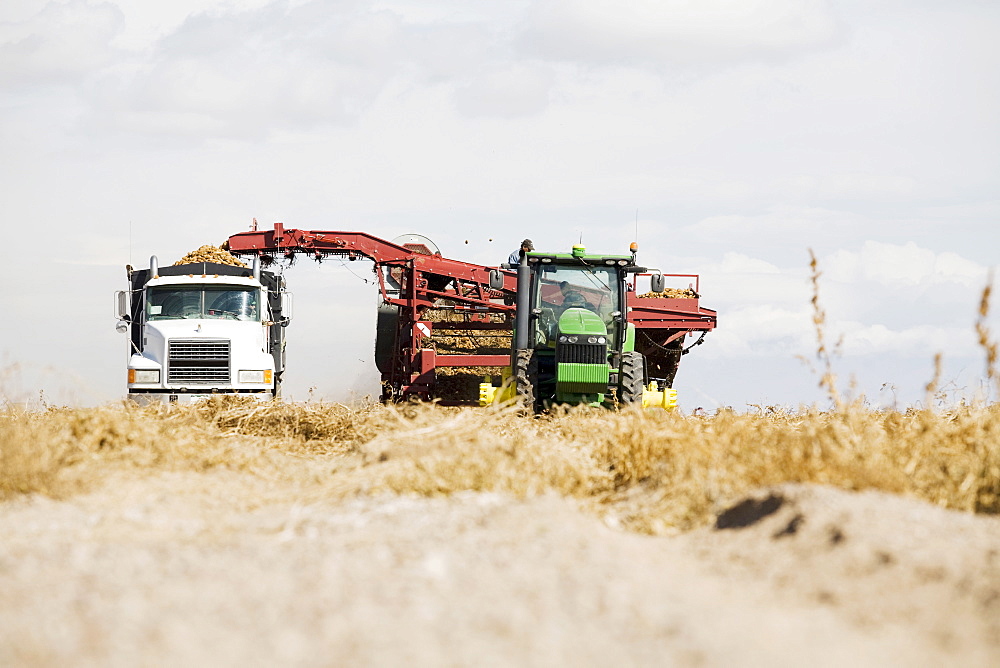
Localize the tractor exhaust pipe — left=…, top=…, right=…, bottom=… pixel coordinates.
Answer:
left=149, top=255, right=159, bottom=280
left=252, top=255, right=261, bottom=282
left=514, top=257, right=531, bottom=351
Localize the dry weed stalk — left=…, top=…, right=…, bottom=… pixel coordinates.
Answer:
left=925, top=352, right=943, bottom=409
left=975, top=270, right=999, bottom=401
left=807, top=250, right=843, bottom=409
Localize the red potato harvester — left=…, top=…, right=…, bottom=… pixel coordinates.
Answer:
left=226, top=223, right=716, bottom=408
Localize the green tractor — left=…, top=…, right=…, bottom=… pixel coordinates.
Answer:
left=482, top=243, right=675, bottom=411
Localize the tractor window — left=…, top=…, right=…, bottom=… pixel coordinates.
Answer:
left=536, top=266, right=618, bottom=313
left=147, top=286, right=260, bottom=321
left=535, top=265, right=621, bottom=342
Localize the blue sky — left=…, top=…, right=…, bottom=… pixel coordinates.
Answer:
left=1, top=0, right=998, bottom=409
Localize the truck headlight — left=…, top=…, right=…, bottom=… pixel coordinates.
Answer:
left=239, top=370, right=272, bottom=384
left=129, top=369, right=159, bottom=384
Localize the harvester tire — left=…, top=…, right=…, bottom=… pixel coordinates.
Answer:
left=374, top=303, right=399, bottom=375
left=514, top=348, right=538, bottom=411
left=618, top=351, right=646, bottom=405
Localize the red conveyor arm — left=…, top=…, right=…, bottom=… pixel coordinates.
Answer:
left=227, top=223, right=518, bottom=308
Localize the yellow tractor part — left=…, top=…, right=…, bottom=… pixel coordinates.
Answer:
left=642, top=381, right=678, bottom=410
left=482, top=373, right=677, bottom=410
left=479, top=369, right=516, bottom=407
left=479, top=382, right=499, bottom=406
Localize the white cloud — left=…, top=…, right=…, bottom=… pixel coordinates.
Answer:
left=0, top=0, right=124, bottom=86
left=712, top=252, right=781, bottom=274
left=702, top=303, right=984, bottom=362
left=680, top=205, right=861, bottom=252
left=837, top=322, right=975, bottom=357
left=816, top=172, right=918, bottom=200
left=453, top=61, right=554, bottom=118
left=75, top=1, right=528, bottom=137
left=700, top=304, right=813, bottom=358
left=683, top=240, right=996, bottom=367
left=519, top=0, right=844, bottom=67
left=824, top=241, right=988, bottom=289
left=108, top=3, right=406, bottom=134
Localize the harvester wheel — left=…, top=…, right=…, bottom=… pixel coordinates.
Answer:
left=618, top=351, right=646, bottom=405
left=514, top=348, right=538, bottom=411
left=374, top=303, right=400, bottom=375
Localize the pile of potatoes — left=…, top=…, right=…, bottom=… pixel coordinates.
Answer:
left=173, top=245, right=247, bottom=268
left=636, top=288, right=697, bottom=299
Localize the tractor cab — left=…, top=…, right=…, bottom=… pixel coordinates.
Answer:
left=506, top=244, right=647, bottom=409
left=532, top=262, right=622, bottom=350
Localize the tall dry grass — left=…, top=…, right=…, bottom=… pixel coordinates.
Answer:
left=2, top=397, right=998, bottom=533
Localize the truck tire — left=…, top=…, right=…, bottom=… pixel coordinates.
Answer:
left=618, top=351, right=646, bottom=405
left=514, top=348, right=538, bottom=411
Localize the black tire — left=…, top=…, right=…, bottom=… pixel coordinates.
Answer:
left=374, top=303, right=399, bottom=375
left=514, top=348, right=538, bottom=411
left=618, top=351, right=646, bottom=405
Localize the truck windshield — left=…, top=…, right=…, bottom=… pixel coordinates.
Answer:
left=147, top=286, right=260, bottom=321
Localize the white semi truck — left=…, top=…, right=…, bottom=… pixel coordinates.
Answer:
left=115, top=255, right=290, bottom=405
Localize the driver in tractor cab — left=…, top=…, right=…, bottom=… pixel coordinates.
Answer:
left=534, top=287, right=594, bottom=346
left=559, top=281, right=595, bottom=311
left=561, top=291, right=592, bottom=312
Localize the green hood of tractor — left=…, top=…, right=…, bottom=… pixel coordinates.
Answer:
left=555, top=307, right=610, bottom=403
left=557, top=308, right=607, bottom=336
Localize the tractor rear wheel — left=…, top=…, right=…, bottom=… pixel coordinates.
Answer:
left=618, top=351, right=646, bottom=405
left=514, top=348, right=538, bottom=411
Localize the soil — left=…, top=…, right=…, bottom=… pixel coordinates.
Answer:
left=1, top=475, right=997, bottom=667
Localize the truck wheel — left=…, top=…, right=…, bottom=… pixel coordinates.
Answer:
left=618, top=351, right=646, bottom=405
left=514, top=348, right=538, bottom=411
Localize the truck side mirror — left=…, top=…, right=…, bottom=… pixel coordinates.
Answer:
left=650, top=274, right=665, bottom=293
left=115, top=291, right=129, bottom=319
left=489, top=269, right=504, bottom=290
left=280, top=291, right=293, bottom=323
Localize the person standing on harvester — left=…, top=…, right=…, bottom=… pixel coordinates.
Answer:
left=509, top=239, right=534, bottom=266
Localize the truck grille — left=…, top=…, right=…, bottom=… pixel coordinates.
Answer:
left=556, top=343, right=607, bottom=365
left=168, top=339, right=230, bottom=384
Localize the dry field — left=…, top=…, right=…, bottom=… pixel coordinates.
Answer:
left=7, top=398, right=999, bottom=530
left=1, top=397, right=999, bottom=666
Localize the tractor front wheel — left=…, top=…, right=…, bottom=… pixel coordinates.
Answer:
left=514, top=348, right=538, bottom=412
left=618, top=351, right=646, bottom=405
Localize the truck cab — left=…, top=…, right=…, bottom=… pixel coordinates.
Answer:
left=116, top=256, right=290, bottom=405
